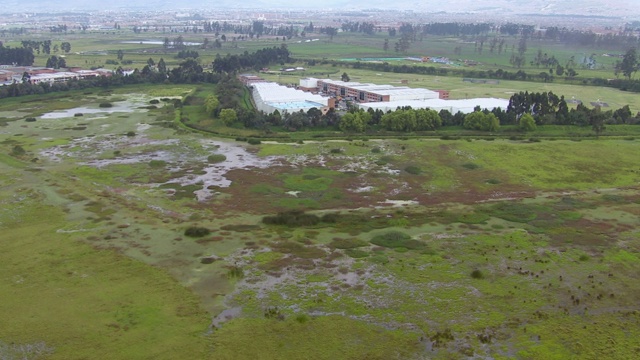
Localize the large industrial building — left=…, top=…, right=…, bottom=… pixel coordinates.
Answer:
left=300, top=78, right=441, bottom=102
left=299, top=77, right=509, bottom=114
left=251, top=82, right=334, bottom=115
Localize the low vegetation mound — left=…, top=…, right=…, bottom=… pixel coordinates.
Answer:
left=263, top=210, right=320, bottom=227
left=207, top=154, right=227, bottom=163
left=184, top=226, right=211, bottom=238
left=328, top=237, right=368, bottom=249
left=370, top=231, right=424, bottom=250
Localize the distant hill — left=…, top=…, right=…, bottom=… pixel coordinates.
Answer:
left=3, top=0, right=638, bottom=17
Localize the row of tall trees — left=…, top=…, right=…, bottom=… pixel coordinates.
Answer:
left=0, top=44, right=34, bottom=66
left=212, top=45, right=290, bottom=73
left=20, top=40, right=71, bottom=55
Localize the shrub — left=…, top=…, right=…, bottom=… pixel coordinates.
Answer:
left=247, top=138, right=261, bottom=145
left=330, top=148, right=343, bottom=154
left=490, top=202, right=539, bottom=223
left=370, top=231, right=424, bottom=250
left=328, top=237, right=368, bottom=249
left=74, top=113, right=83, bottom=117
left=184, top=226, right=211, bottom=238
left=99, top=102, right=113, bottom=108
left=149, top=160, right=166, bottom=168
left=405, top=165, right=421, bottom=175
left=462, top=163, right=480, bottom=170
left=471, top=269, right=484, bottom=279
left=371, top=147, right=381, bottom=153
left=227, top=266, right=244, bottom=279
left=11, top=145, right=26, bottom=156
left=262, top=210, right=320, bottom=227
left=25, top=117, right=36, bottom=122
left=321, top=213, right=340, bottom=223
left=345, top=249, right=369, bottom=258
left=207, top=154, right=227, bottom=163
left=125, top=131, right=136, bottom=137
left=235, top=137, right=247, bottom=142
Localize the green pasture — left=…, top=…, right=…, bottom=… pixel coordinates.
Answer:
left=5, top=29, right=633, bottom=83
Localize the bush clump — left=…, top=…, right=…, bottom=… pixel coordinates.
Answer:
left=462, top=163, right=480, bottom=170
left=370, top=231, right=424, bottom=250
left=98, top=102, right=113, bottom=108
left=149, top=160, right=166, bottom=168
left=262, top=210, right=320, bottom=227
left=247, top=138, right=261, bottom=145
left=149, top=99, right=160, bottom=104
left=207, top=154, right=227, bottom=163
left=471, top=269, right=484, bottom=279
left=328, top=237, right=368, bottom=249
left=345, top=249, right=369, bottom=258
left=405, top=165, right=421, bottom=175
left=184, top=226, right=211, bottom=238
left=25, top=117, right=36, bottom=122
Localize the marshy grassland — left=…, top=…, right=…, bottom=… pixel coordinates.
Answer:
left=1, top=85, right=639, bottom=359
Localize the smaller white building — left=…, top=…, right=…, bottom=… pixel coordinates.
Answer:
left=357, top=98, right=510, bottom=114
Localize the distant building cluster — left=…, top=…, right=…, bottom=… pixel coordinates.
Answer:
left=0, top=65, right=113, bottom=86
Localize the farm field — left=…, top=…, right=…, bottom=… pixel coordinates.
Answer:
left=1, top=30, right=628, bottom=82
left=1, top=85, right=639, bottom=359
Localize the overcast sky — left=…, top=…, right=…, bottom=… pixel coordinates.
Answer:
left=3, top=0, right=640, bottom=17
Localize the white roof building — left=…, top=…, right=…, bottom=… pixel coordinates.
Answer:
left=357, top=98, right=510, bottom=114
left=251, top=82, right=332, bottom=114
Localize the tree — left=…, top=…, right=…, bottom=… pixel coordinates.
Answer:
left=590, top=107, right=607, bottom=137
left=60, top=42, right=71, bottom=53
left=383, top=39, right=389, bottom=52
left=519, top=113, right=536, bottom=132
left=325, top=27, right=338, bottom=40
left=415, top=109, right=442, bottom=130
left=341, top=72, right=350, bottom=82
left=45, top=55, right=59, bottom=69
left=219, top=108, right=238, bottom=126
left=339, top=110, right=369, bottom=132
left=463, top=111, right=500, bottom=131
left=615, top=48, right=638, bottom=80
left=117, top=49, right=124, bottom=61
left=157, top=58, right=167, bottom=74
left=21, top=71, right=30, bottom=84
left=204, top=95, right=220, bottom=116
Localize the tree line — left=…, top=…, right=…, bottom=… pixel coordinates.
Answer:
left=0, top=44, right=34, bottom=66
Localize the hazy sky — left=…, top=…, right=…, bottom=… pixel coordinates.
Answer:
left=4, top=0, right=640, bottom=17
